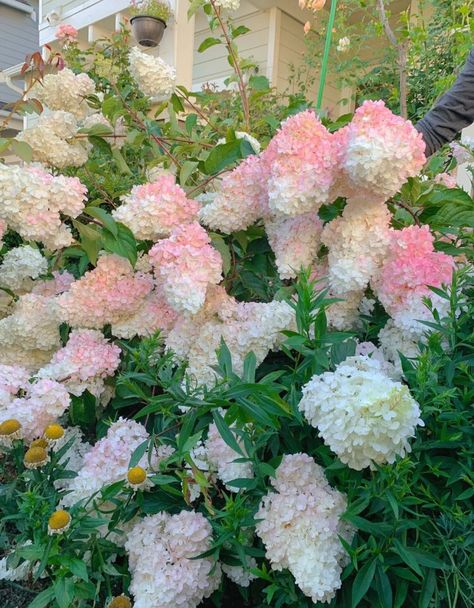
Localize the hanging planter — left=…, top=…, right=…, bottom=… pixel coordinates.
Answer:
left=129, top=0, right=172, bottom=47
left=130, top=16, right=167, bottom=48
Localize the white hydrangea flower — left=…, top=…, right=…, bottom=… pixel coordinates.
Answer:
left=128, top=47, right=176, bottom=100
left=222, top=557, right=257, bottom=587
left=17, top=111, right=89, bottom=167
left=256, top=453, right=353, bottom=604
left=0, top=246, right=48, bottom=294
left=299, top=355, right=424, bottom=470
left=336, top=36, right=351, bottom=53
left=378, top=319, right=420, bottom=376
left=321, top=199, right=392, bottom=295
left=213, top=0, right=240, bottom=10
left=29, top=68, right=96, bottom=118
left=125, top=510, right=221, bottom=608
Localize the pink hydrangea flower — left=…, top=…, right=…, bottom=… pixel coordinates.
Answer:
left=113, top=174, right=200, bottom=240
left=335, top=100, right=426, bottom=201
left=149, top=222, right=222, bottom=315
left=373, top=225, right=455, bottom=333
left=57, top=254, right=153, bottom=328
left=199, top=154, right=270, bottom=233
left=32, top=271, right=75, bottom=297
left=56, top=24, right=78, bottom=41
left=37, top=329, right=121, bottom=396
left=1, top=379, right=70, bottom=441
left=264, top=110, right=337, bottom=216
left=434, top=172, right=457, bottom=188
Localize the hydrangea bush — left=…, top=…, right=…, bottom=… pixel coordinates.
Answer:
left=0, top=6, right=473, bottom=608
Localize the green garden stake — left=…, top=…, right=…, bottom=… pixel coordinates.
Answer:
left=316, top=0, right=338, bottom=111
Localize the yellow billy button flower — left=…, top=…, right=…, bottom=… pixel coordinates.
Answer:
left=44, top=423, right=65, bottom=445
left=108, top=595, right=132, bottom=608
left=30, top=438, right=49, bottom=449
left=24, top=446, right=50, bottom=469
left=48, top=509, right=71, bottom=535
left=126, top=466, right=149, bottom=490
left=0, top=419, right=22, bottom=446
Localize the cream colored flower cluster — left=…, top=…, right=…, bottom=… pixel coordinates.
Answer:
left=0, top=245, right=48, bottom=293
left=256, top=453, right=352, bottom=604
left=166, top=286, right=295, bottom=386
left=125, top=510, right=221, bottom=608
left=0, top=164, right=87, bottom=249
left=299, top=355, right=424, bottom=470
left=30, top=68, right=96, bottom=118
left=17, top=111, right=89, bottom=168
left=128, top=47, right=176, bottom=100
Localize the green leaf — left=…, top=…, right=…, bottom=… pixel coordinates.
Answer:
left=180, top=160, right=199, bottom=186
left=0, top=137, right=12, bottom=154
left=212, top=410, right=244, bottom=457
left=54, top=577, right=74, bottom=608
left=27, top=587, right=55, bottom=608
left=69, top=392, right=97, bottom=426
left=129, top=439, right=149, bottom=468
left=419, top=568, right=436, bottom=608
left=103, top=222, right=137, bottom=266
left=204, top=139, right=254, bottom=175
left=112, top=147, right=132, bottom=174
left=11, top=139, right=33, bottom=162
left=150, top=474, right=179, bottom=485
left=408, top=550, right=448, bottom=570
left=77, top=124, right=113, bottom=137
left=64, top=558, right=89, bottom=582
left=375, top=563, right=393, bottom=608
left=232, top=25, right=250, bottom=37
left=84, top=206, right=118, bottom=237
left=198, top=37, right=221, bottom=52
left=392, top=539, right=423, bottom=576
left=72, top=220, right=102, bottom=265
left=249, top=75, right=270, bottom=90
left=352, top=559, right=377, bottom=608
left=226, top=477, right=257, bottom=489
left=170, top=93, right=185, bottom=113
left=102, top=96, right=123, bottom=120
left=210, top=233, right=231, bottom=275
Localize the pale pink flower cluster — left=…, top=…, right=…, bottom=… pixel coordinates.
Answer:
left=434, top=172, right=457, bottom=188
left=265, top=110, right=337, bottom=216
left=265, top=212, right=323, bottom=279
left=166, top=288, right=295, bottom=387
left=204, top=421, right=253, bottom=491
left=17, top=111, right=90, bottom=167
left=373, top=225, right=454, bottom=334
left=113, top=175, right=200, bottom=240
left=0, top=245, right=48, bottom=294
left=1, top=378, right=70, bottom=441
left=128, top=47, right=176, bottom=100
left=111, top=287, right=178, bottom=339
left=32, top=271, right=75, bottom=297
left=199, top=155, right=269, bottom=233
left=0, top=364, right=29, bottom=407
left=62, top=418, right=150, bottom=505
left=55, top=24, right=78, bottom=41
left=125, top=510, right=221, bottom=608
left=321, top=199, right=392, bottom=294
left=57, top=254, right=153, bottom=328
left=38, top=329, right=121, bottom=397
left=30, top=68, right=95, bottom=118
left=0, top=164, right=87, bottom=249
left=149, top=223, right=222, bottom=315
left=256, top=453, right=352, bottom=604
left=0, top=294, right=61, bottom=370
left=222, top=558, right=257, bottom=587
left=335, top=100, right=426, bottom=200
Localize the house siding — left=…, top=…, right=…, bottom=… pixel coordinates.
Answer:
left=193, top=0, right=270, bottom=88
left=0, top=3, right=39, bottom=105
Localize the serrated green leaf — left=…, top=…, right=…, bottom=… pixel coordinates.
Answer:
left=180, top=160, right=199, bottom=186
left=84, top=206, right=118, bottom=237
left=72, top=220, right=102, bottom=265
left=102, top=222, right=137, bottom=266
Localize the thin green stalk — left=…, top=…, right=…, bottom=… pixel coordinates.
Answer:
left=316, top=0, right=338, bottom=111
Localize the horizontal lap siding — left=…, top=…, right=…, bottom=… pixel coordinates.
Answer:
left=41, top=0, right=86, bottom=18
left=0, top=5, right=39, bottom=104
left=193, top=1, right=270, bottom=87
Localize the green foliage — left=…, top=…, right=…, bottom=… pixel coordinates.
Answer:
left=129, top=0, right=172, bottom=22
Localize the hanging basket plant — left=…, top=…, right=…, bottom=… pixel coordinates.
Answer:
left=130, top=0, right=172, bottom=47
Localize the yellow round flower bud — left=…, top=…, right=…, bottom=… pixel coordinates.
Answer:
left=108, top=596, right=132, bottom=608
left=127, top=466, right=147, bottom=486
left=48, top=510, right=71, bottom=535
left=44, top=423, right=65, bottom=441
left=24, top=446, right=49, bottom=469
